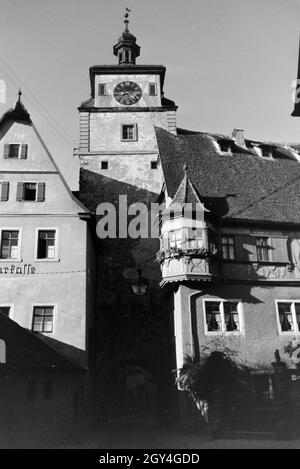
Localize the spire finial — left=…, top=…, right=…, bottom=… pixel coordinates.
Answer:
left=124, top=7, right=131, bottom=32
left=18, top=88, right=22, bottom=101
left=183, top=164, right=188, bottom=175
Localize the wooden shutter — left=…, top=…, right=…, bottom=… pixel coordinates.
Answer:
left=270, top=237, right=289, bottom=262
left=235, top=235, right=256, bottom=262
left=37, top=182, right=45, bottom=202
left=16, top=182, right=24, bottom=201
left=0, top=182, right=9, bottom=201
left=3, top=144, right=10, bottom=159
left=20, top=144, right=28, bottom=159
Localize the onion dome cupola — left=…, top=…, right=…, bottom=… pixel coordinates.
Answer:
left=113, top=9, right=140, bottom=65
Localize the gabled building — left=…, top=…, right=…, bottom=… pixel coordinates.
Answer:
left=0, top=95, right=93, bottom=367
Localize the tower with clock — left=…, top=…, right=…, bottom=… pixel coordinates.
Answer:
left=78, top=12, right=177, bottom=422
left=77, top=11, right=177, bottom=194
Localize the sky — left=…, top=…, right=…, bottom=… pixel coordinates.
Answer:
left=0, top=0, right=299, bottom=189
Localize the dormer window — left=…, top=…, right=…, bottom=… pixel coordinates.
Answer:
left=3, top=143, right=27, bottom=159
left=261, top=146, right=272, bottom=158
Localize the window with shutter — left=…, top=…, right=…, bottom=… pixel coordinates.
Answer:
left=276, top=301, right=300, bottom=333
left=0, top=182, right=9, bottom=201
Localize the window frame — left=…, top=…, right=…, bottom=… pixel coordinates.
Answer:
left=275, top=300, right=300, bottom=335
left=218, top=140, right=232, bottom=153
left=0, top=227, right=22, bottom=261
left=221, top=234, right=236, bottom=260
left=120, top=124, right=138, bottom=142
left=98, top=83, right=107, bottom=96
left=149, top=83, right=157, bottom=96
left=17, top=181, right=46, bottom=202
left=34, top=227, right=59, bottom=262
left=202, top=298, right=244, bottom=335
left=255, top=236, right=271, bottom=262
left=31, top=304, right=56, bottom=334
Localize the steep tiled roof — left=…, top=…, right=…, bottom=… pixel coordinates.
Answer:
left=156, top=127, right=300, bottom=225
left=0, top=315, right=84, bottom=373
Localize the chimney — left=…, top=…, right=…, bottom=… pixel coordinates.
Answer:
left=292, top=35, right=300, bottom=116
left=232, top=129, right=245, bottom=147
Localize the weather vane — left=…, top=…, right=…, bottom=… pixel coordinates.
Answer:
left=124, top=7, right=131, bottom=32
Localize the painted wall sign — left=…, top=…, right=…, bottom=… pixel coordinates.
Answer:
left=0, top=264, right=36, bottom=275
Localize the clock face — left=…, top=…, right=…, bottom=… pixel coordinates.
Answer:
left=114, top=81, right=142, bottom=105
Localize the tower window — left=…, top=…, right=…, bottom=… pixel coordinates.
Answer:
left=98, top=83, right=106, bottom=96
left=149, top=83, right=157, bottom=96
left=121, top=124, right=138, bottom=141
left=151, top=161, right=157, bottom=169
left=101, top=161, right=108, bottom=170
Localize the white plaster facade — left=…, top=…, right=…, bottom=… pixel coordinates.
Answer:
left=0, top=103, right=91, bottom=366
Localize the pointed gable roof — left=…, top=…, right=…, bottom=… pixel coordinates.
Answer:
left=0, top=97, right=90, bottom=216
left=169, top=166, right=208, bottom=212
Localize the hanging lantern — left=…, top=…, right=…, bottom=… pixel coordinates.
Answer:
left=131, top=268, right=149, bottom=296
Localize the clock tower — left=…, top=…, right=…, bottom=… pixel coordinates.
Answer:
left=78, top=12, right=177, bottom=194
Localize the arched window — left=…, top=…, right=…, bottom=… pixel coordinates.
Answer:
left=0, top=339, right=6, bottom=364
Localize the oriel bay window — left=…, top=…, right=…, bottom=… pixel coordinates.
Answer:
left=32, top=306, right=54, bottom=333
left=276, top=301, right=300, bottom=333
left=37, top=230, right=56, bottom=260
left=0, top=230, right=19, bottom=259
left=204, top=300, right=241, bottom=334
